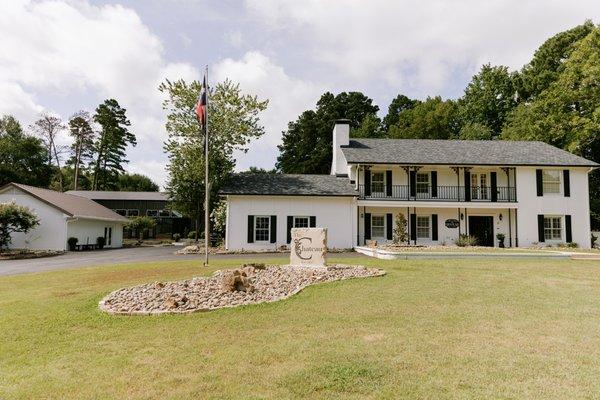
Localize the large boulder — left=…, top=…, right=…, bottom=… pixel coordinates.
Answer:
left=221, top=268, right=255, bottom=293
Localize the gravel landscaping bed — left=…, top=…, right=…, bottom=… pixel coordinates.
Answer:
left=99, top=264, right=385, bottom=315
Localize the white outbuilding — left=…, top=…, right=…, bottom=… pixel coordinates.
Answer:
left=0, top=183, right=129, bottom=251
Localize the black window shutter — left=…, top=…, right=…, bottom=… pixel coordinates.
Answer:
left=565, top=215, right=572, bottom=243
left=386, top=170, right=393, bottom=197
left=536, top=169, right=543, bottom=196
left=309, top=216, right=316, bottom=227
left=247, top=215, right=254, bottom=243
left=432, top=214, right=438, bottom=241
left=410, top=213, right=417, bottom=241
left=386, top=213, right=393, bottom=240
left=537, top=214, right=545, bottom=243
left=431, top=171, right=437, bottom=198
left=364, top=213, right=371, bottom=240
left=287, top=216, right=293, bottom=243
left=409, top=170, right=416, bottom=197
left=270, top=215, right=277, bottom=243
left=464, top=170, right=471, bottom=201
left=490, top=172, right=497, bottom=202
left=364, top=169, right=371, bottom=197
left=563, top=170, right=570, bottom=197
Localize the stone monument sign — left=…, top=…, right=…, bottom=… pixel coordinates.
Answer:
left=290, top=228, right=327, bottom=267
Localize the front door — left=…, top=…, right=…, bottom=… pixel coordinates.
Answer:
left=468, top=216, right=494, bottom=247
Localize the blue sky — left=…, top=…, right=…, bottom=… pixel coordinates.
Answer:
left=1, top=0, right=598, bottom=188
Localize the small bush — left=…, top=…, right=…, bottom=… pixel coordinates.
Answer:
left=592, top=234, right=597, bottom=248
left=173, top=233, right=181, bottom=242
left=187, top=230, right=196, bottom=239
left=67, top=237, right=78, bottom=251
left=456, top=234, right=477, bottom=247
left=97, top=236, right=106, bottom=249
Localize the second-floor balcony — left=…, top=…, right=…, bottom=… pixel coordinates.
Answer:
left=358, top=184, right=517, bottom=202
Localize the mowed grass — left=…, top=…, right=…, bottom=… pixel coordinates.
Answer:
left=2, top=256, right=600, bottom=399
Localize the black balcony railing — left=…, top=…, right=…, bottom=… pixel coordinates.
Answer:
left=358, top=184, right=517, bottom=202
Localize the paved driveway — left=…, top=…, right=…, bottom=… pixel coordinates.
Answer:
left=0, top=247, right=364, bottom=276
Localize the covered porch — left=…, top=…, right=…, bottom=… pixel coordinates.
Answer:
left=357, top=202, right=518, bottom=248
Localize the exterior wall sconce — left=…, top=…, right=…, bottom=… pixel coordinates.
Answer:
left=499, top=214, right=503, bottom=221
left=460, top=213, right=464, bottom=220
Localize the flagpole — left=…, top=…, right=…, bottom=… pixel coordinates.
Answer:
left=204, top=65, right=210, bottom=267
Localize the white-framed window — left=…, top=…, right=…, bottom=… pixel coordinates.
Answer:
left=544, top=216, right=562, bottom=240
left=127, top=209, right=139, bottom=217
left=371, top=172, right=384, bottom=193
left=371, top=215, right=385, bottom=238
left=416, top=216, right=430, bottom=239
left=416, top=173, right=429, bottom=194
left=293, top=216, right=309, bottom=228
left=255, top=216, right=270, bottom=242
left=146, top=210, right=158, bottom=217
left=543, top=170, right=561, bottom=194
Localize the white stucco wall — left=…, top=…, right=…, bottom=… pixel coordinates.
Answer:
left=226, top=195, right=357, bottom=250
left=0, top=187, right=68, bottom=250
left=516, top=166, right=592, bottom=248
left=66, top=219, right=124, bottom=248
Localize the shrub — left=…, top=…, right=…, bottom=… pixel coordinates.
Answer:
left=67, top=237, right=78, bottom=251
left=96, top=236, right=106, bottom=249
left=187, top=230, right=196, bottom=239
left=456, top=234, right=477, bottom=247
left=592, top=234, right=597, bottom=248
left=126, top=216, right=157, bottom=240
left=0, top=202, right=40, bottom=252
left=392, top=213, right=408, bottom=244
left=173, top=233, right=181, bottom=242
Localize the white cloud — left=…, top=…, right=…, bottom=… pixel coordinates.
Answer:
left=213, top=51, right=323, bottom=170
left=246, top=0, right=600, bottom=96
left=0, top=0, right=199, bottom=188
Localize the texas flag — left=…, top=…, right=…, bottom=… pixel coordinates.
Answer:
left=195, top=76, right=207, bottom=129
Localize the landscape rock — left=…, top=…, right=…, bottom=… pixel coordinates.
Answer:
left=99, top=264, right=385, bottom=315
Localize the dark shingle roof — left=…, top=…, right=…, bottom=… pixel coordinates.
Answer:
left=341, top=139, right=598, bottom=167
left=220, top=174, right=358, bottom=196
left=67, top=190, right=168, bottom=201
left=1, top=183, right=129, bottom=222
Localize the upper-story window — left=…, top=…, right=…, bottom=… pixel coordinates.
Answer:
left=416, top=173, right=429, bottom=194
left=543, top=170, right=561, bottom=194
left=371, top=172, right=385, bottom=193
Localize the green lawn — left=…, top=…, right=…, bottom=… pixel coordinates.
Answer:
left=2, top=256, right=600, bottom=399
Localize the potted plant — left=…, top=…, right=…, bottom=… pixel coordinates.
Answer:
left=496, top=233, right=506, bottom=248
left=96, top=236, right=106, bottom=250
left=67, top=237, right=78, bottom=251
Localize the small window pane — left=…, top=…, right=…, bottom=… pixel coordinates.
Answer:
left=416, top=216, right=430, bottom=239
left=543, top=170, right=560, bottom=193
left=372, top=172, right=384, bottom=193
left=371, top=215, right=385, bottom=238
left=127, top=209, right=139, bottom=217
left=294, top=217, right=309, bottom=228
left=255, top=216, right=270, bottom=242
left=416, top=173, right=429, bottom=194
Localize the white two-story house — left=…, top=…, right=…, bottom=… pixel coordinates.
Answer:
left=222, top=120, right=598, bottom=250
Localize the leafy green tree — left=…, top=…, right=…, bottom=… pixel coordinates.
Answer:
left=0, top=202, right=39, bottom=252
left=502, top=26, right=600, bottom=228
left=459, top=122, right=494, bottom=140
left=388, top=96, right=460, bottom=139
left=91, top=99, right=136, bottom=190
left=210, top=199, right=227, bottom=239
left=276, top=92, right=380, bottom=174
left=30, top=113, right=66, bottom=191
left=126, top=216, right=157, bottom=241
left=0, top=115, right=51, bottom=188
left=159, top=79, right=267, bottom=238
left=244, top=166, right=277, bottom=174
left=458, top=64, right=517, bottom=137
left=116, top=173, right=159, bottom=191
left=67, top=111, right=95, bottom=190
left=516, top=20, right=595, bottom=101
left=382, top=94, right=419, bottom=131
left=351, top=113, right=384, bottom=138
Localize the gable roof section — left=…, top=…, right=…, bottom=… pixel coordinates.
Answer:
left=66, top=190, right=168, bottom=201
left=341, top=139, right=598, bottom=167
left=220, top=174, right=358, bottom=196
left=0, top=183, right=129, bottom=223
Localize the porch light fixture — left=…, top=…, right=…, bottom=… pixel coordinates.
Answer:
left=460, top=213, right=464, bottom=220
left=499, top=214, right=503, bottom=221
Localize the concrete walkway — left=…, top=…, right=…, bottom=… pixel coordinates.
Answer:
left=0, top=246, right=364, bottom=276
left=354, top=246, right=585, bottom=260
